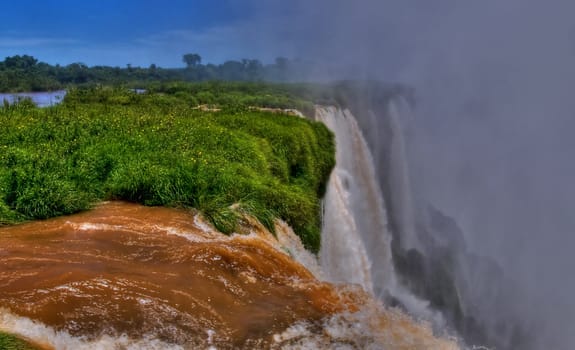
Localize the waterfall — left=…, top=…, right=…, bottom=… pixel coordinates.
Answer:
left=0, top=100, right=462, bottom=349
left=386, top=98, right=420, bottom=251
left=316, top=105, right=444, bottom=327
left=316, top=106, right=389, bottom=293
left=316, top=89, right=543, bottom=349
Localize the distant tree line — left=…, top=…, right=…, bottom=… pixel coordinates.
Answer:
left=0, top=53, right=319, bottom=92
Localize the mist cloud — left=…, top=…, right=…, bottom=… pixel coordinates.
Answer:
left=243, top=1, right=575, bottom=348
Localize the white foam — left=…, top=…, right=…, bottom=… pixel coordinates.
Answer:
left=0, top=309, right=185, bottom=350
left=274, top=220, right=323, bottom=278
left=74, top=222, right=124, bottom=232
left=193, top=213, right=217, bottom=234
left=272, top=305, right=460, bottom=350
left=164, top=225, right=210, bottom=243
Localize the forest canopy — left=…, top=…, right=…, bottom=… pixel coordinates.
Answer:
left=0, top=54, right=316, bottom=92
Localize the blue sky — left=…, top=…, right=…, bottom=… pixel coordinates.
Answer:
left=0, top=0, right=434, bottom=73
left=0, top=0, right=276, bottom=67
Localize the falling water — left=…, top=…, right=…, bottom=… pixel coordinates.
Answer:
left=315, top=105, right=446, bottom=331
left=327, top=89, right=529, bottom=348
left=386, top=98, right=420, bottom=251
left=315, top=106, right=392, bottom=295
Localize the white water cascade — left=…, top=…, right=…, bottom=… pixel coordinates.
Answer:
left=316, top=105, right=442, bottom=325
left=316, top=106, right=391, bottom=293
left=386, top=98, right=420, bottom=251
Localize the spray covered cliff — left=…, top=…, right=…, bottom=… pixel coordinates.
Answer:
left=318, top=81, right=538, bottom=349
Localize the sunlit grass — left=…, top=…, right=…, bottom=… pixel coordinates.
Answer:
left=0, top=85, right=334, bottom=252
left=0, top=332, right=39, bottom=350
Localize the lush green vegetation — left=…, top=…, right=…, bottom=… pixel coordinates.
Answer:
left=68, top=81, right=317, bottom=117
left=0, top=84, right=334, bottom=252
left=0, top=333, right=38, bottom=350
left=0, top=54, right=317, bottom=92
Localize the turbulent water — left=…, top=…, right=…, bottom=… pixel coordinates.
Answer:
left=0, top=201, right=457, bottom=349
left=0, top=202, right=335, bottom=349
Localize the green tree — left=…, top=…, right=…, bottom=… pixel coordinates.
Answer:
left=4, top=55, right=38, bottom=69
left=182, top=53, right=202, bottom=68
left=243, top=59, right=263, bottom=81
left=220, top=60, right=245, bottom=80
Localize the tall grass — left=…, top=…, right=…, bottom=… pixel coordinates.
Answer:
left=0, top=332, right=38, bottom=350
left=0, top=85, right=334, bottom=252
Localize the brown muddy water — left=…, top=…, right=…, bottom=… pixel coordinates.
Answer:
left=0, top=202, right=458, bottom=349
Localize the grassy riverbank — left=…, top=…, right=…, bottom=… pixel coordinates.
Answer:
left=0, top=83, right=334, bottom=252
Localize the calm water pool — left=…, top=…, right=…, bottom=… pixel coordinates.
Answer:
left=0, top=90, right=66, bottom=107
